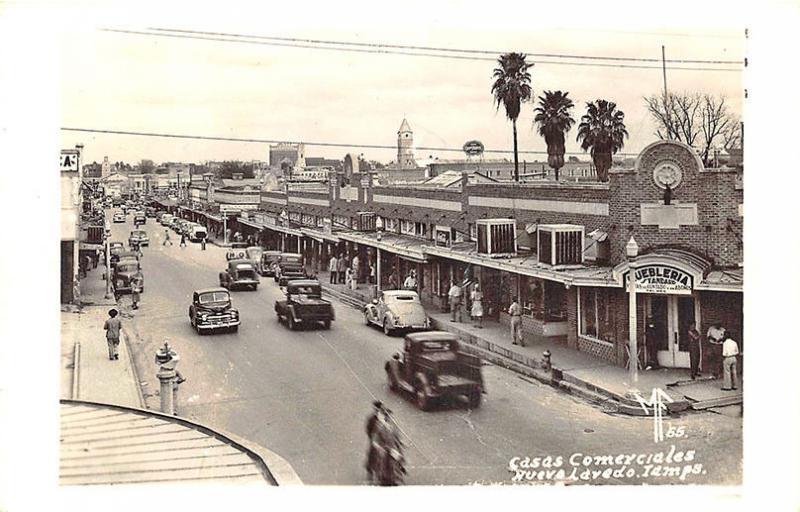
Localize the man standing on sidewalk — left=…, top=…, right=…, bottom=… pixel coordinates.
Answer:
left=337, top=253, right=347, bottom=285
left=103, top=309, right=122, bottom=361
left=721, top=332, right=740, bottom=390
left=448, top=280, right=462, bottom=322
left=163, top=229, right=172, bottom=246
left=329, top=254, right=338, bottom=284
left=508, top=297, right=525, bottom=346
left=130, top=270, right=143, bottom=310
left=201, top=237, right=207, bottom=251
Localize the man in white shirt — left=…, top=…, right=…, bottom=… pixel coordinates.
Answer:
left=721, top=333, right=740, bottom=391
left=328, top=255, right=338, bottom=284
left=448, top=281, right=462, bottom=322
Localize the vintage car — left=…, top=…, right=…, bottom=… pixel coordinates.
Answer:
left=160, top=214, right=174, bottom=226
left=260, top=250, right=282, bottom=277
left=128, top=229, right=149, bottom=247
left=133, top=212, right=146, bottom=226
left=112, top=212, right=126, bottom=223
left=245, top=246, right=264, bottom=273
left=365, top=290, right=430, bottom=336
left=111, top=250, right=140, bottom=271
left=112, top=259, right=144, bottom=294
left=145, top=207, right=157, bottom=218
left=384, top=331, right=484, bottom=411
left=189, top=225, right=207, bottom=242
left=219, top=259, right=260, bottom=290
left=274, top=279, right=334, bottom=330
left=274, top=253, right=306, bottom=286
left=188, top=287, right=240, bottom=334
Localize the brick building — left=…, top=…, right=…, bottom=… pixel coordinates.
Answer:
left=217, top=140, right=742, bottom=370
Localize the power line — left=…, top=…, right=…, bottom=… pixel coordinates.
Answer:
left=100, top=28, right=742, bottom=72
left=60, top=126, right=642, bottom=157
left=148, top=26, right=742, bottom=65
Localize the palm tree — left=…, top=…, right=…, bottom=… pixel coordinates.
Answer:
left=491, top=52, right=532, bottom=182
left=576, top=100, right=629, bottom=182
left=533, top=90, right=575, bottom=181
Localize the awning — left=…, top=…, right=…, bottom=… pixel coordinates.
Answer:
left=337, top=231, right=428, bottom=263
left=695, top=268, right=743, bottom=292
left=301, top=228, right=340, bottom=243
left=205, top=213, right=223, bottom=222
left=263, top=223, right=304, bottom=237
left=239, top=218, right=265, bottom=230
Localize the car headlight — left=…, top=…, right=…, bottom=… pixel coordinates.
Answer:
left=200, top=313, right=208, bottom=320
left=116, top=280, right=123, bottom=287
left=230, top=310, right=238, bottom=317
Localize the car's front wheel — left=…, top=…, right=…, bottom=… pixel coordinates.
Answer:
left=415, top=385, right=431, bottom=411
left=322, top=320, right=331, bottom=330
left=287, top=315, right=296, bottom=331
left=364, top=311, right=372, bottom=326
left=383, top=318, right=393, bottom=336
left=230, top=325, right=239, bottom=333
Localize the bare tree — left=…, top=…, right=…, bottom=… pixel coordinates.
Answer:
left=699, top=94, right=734, bottom=165
left=721, top=116, right=742, bottom=151
left=644, top=92, right=702, bottom=146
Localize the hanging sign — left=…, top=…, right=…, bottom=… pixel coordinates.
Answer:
left=625, top=264, right=693, bottom=295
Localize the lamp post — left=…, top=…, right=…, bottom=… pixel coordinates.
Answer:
left=375, top=216, right=384, bottom=292
left=626, top=236, right=640, bottom=384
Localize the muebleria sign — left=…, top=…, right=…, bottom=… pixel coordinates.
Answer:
left=625, top=264, right=693, bottom=295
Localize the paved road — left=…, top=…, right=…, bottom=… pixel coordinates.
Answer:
left=109, top=210, right=742, bottom=486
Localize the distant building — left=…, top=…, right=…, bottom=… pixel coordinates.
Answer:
left=269, top=143, right=306, bottom=169
left=396, top=118, right=417, bottom=169
left=101, top=156, right=111, bottom=178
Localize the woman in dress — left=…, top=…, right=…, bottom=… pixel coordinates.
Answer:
left=471, top=284, right=484, bottom=328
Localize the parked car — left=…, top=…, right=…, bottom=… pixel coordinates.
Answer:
left=274, top=253, right=306, bottom=286
left=112, top=259, right=143, bottom=294
left=219, top=259, right=260, bottom=290
left=188, top=287, right=240, bottom=334
left=245, top=246, right=264, bottom=273
left=190, top=225, right=207, bottom=242
left=384, top=331, right=484, bottom=411
left=111, top=250, right=140, bottom=270
left=128, top=229, right=149, bottom=247
left=274, top=279, right=334, bottom=331
left=365, top=290, right=430, bottom=336
left=160, top=214, right=174, bottom=226
left=260, top=251, right=282, bottom=277
left=113, top=212, right=126, bottom=223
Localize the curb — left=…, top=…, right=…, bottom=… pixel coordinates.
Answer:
left=72, top=342, right=81, bottom=400
left=121, top=328, right=147, bottom=409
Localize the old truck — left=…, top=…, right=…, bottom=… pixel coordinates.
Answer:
left=188, top=287, right=240, bottom=334
left=274, top=279, right=334, bottom=331
left=219, top=259, right=260, bottom=291
left=384, top=331, right=484, bottom=411
left=274, top=253, right=306, bottom=286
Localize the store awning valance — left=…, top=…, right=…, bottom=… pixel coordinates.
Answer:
left=301, top=228, right=340, bottom=244
left=239, top=218, right=265, bottom=230
left=337, top=231, right=428, bottom=263
left=263, top=223, right=304, bottom=237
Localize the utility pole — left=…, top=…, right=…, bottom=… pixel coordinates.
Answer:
left=662, top=45, right=672, bottom=140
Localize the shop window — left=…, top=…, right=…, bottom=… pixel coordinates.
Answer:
left=384, top=218, right=398, bottom=233
left=580, top=288, right=614, bottom=341
left=400, top=219, right=414, bottom=236
left=544, top=281, right=568, bottom=322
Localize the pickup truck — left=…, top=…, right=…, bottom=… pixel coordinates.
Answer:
left=385, top=331, right=484, bottom=411
left=274, top=279, right=334, bottom=331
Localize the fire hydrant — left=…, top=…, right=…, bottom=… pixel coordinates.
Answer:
left=155, top=341, right=183, bottom=416
left=542, top=349, right=552, bottom=372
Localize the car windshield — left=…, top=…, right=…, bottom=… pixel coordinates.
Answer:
left=247, top=248, right=262, bottom=258
left=199, top=292, right=230, bottom=304
left=117, top=264, right=138, bottom=273
left=132, top=231, right=146, bottom=236
left=290, top=285, right=321, bottom=296
left=235, top=264, right=254, bottom=271
left=420, top=340, right=452, bottom=351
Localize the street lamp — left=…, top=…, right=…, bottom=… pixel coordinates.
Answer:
left=626, top=236, right=639, bottom=384
left=375, top=216, right=384, bottom=292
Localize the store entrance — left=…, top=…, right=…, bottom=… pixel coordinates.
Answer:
left=647, top=295, right=696, bottom=368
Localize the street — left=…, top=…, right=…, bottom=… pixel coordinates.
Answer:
left=111, top=212, right=742, bottom=486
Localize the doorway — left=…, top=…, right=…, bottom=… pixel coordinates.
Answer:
left=646, top=295, right=698, bottom=368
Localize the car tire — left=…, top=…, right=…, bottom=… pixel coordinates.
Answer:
left=230, top=325, right=239, bottom=333
left=383, top=319, right=393, bottom=337
left=252, top=284, right=258, bottom=291
left=287, top=315, right=296, bottom=331
left=415, top=384, right=431, bottom=411
left=364, top=311, right=372, bottom=326
left=322, top=320, right=331, bottom=330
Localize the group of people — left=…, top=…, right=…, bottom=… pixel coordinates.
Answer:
left=447, top=281, right=487, bottom=330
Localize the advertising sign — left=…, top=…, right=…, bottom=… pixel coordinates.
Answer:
left=60, top=150, right=80, bottom=172
left=462, top=140, right=484, bottom=157
left=625, top=264, right=693, bottom=295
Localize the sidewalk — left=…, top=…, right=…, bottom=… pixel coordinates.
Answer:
left=60, top=257, right=144, bottom=408
left=316, top=271, right=743, bottom=414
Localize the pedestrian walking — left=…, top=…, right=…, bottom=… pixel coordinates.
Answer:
left=448, top=280, right=463, bottom=323
left=103, top=309, right=122, bottom=361
left=508, top=297, right=524, bottom=346
left=328, top=254, right=338, bottom=284
left=163, top=229, right=172, bottom=246
left=688, top=322, right=702, bottom=379
left=130, top=270, right=143, bottom=310
left=345, top=267, right=353, bottom=289
left=470, top=284, right=484, bottom=328
left=201, top=237, right=207, bottom=251
left=720, top=332, right=740, bottom=391
left=180, top=233, right=187, bottom=248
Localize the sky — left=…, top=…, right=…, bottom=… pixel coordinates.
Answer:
left=53, top=1, right=746, bottom=166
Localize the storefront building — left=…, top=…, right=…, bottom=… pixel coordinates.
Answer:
left=240, top=140, right=742, bottom=369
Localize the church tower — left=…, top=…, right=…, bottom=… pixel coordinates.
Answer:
left=397, top=118, right=416, bottom=169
